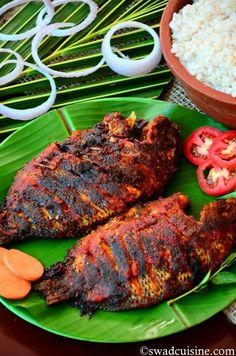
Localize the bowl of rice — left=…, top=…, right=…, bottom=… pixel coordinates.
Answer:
left=160, top=0, right=236, bottom=128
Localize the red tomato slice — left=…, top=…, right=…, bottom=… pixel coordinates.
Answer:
left=197, top=159, right=236, bottom=196
left=209, top=131, right=236, bottom=169
left=184, top=127, right=222, bottom=166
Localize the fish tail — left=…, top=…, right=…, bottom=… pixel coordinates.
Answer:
left=201, top=198, right=236, bottom=237
left=35, top=262, right=73, bottom=305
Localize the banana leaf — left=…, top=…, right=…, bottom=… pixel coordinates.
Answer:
left=0, top=0, right=172, bottom=140
left=0, top=97, right=235, bottom=342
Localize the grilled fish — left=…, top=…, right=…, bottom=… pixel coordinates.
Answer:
left=0, top=113, right=181, bottom=245
left=35, top=193, right=236, bottom=315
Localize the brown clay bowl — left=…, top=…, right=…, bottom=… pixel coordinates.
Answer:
left=160, top=0, right=236, bottom=128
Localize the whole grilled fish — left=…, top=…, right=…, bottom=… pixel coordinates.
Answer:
left=35, top=193, right=236, bottom=315
left=0, top=113, right=181, bottom=245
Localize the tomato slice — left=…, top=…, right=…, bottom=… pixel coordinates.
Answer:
left=197, top=159, right=236, bottom=196
left=209, top=131, right=236, bottom=169
left=184, top=127, right=222, bottom=166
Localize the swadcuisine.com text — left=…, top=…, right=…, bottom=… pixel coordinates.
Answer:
left=139, top=346, right=235, bottom=356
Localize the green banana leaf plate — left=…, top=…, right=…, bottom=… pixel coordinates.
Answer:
left=0, top=97, right=235, bottom=342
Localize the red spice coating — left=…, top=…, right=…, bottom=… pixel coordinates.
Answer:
left=0, top=113, right=181, bottom=245
left=35, top=193, right=236, bottom=315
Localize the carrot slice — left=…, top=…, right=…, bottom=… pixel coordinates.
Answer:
left=4, top=249, right=44, bottom=282
left=0, top=247, right=7, bottom=264
left=0, top=265, right=31, bottom=299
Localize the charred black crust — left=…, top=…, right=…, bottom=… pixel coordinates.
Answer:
left=0, top=113, right=182, bottom=244
left=34, top=193, right=236, bottom=315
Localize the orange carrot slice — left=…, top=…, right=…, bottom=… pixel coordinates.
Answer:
left=0, top=247, right=7, bottom=264
left=4, top=249, right=44, bottom=282
left=0, top=265, right=31, bottom=299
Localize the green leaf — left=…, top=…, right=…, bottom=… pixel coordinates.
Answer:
left=210, top=252, right=236, bottom=280
left=0, top=0, right=171, bottom=141
left=0, top=98, right=235, bottom=342
left=211, top=272, right=236, bottom=285
left=221, top=192, right=236, bottom=199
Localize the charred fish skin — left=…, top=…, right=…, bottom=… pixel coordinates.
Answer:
left=35, top=194, right=236, bottom=315
left=0, top=113, right=182, bottom=245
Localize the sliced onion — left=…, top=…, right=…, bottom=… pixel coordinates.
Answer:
left=0, top=60, right=56, bottom=121
left=31, top=23, right=104, bottom=78
left=101, top=21, right=162, bottom=77
left=0, top=0, right=54, bottom=41
left=36, top=0, right=98, bottom=37
left=42, top=0, right=54, bottom=24
left=0, top=49, right=24, bottom=85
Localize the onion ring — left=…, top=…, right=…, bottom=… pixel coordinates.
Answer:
left=0, top=49, right=24, bottom=85
left=36, top=0, right=98, bottom=37
left=0, top=0, right=55, bottom=41
left=31, top=22, right=104, bottom=78
left=0, top=60, right=56, bottom=121
left=101, top=21, right=162, bottom=77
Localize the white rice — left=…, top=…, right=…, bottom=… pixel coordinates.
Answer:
left=170, top=0, right=236, bottom=97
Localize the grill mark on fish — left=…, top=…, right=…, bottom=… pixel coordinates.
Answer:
left=165, top=211, right=199, bottom=240
left=59, top=158, right=122, bottom=191
left=0, top=114, right=182, bottom=245
left=59, top=159, right=137, bottom=205
left=107, top=236, right=130, bottom=278
left=51, top=167, right=117, bottom=211
left=82, top=242, right=122, bottom=302
left=6, top=209, right=33, bottom=239
left=100, top=241, right=118, bottom=272
left=95, top=256, right=120, bottom=293
left=134, top=229, right=152, bottom=267
left=119, top=234, right=133, bottom=274
left=59, top=159, right=101, bottom=184
left=123, top=232, right=146, bottom=275
left=139, top=226, right=159, bottom=264
left=80, top=256, right=100, bottom=291
left=148, top=264, right=159, bottom=292
left=58, top=158, right=130, bottom=208
left=19, top=200, right=58, bottom=236
left=23, top=186, right=66, bottom=218
left=120, top=234, right=147, bottom=301
left=127, top=216, right=202, bottom=297
left=130, top=276, right=144, bottom=299
left=35, top=194, right=236, bottom=314
left=39, top=173, right=103, bottom=219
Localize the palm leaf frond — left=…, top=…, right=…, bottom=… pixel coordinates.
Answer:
left=0, top=0, right=171, bottom=139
